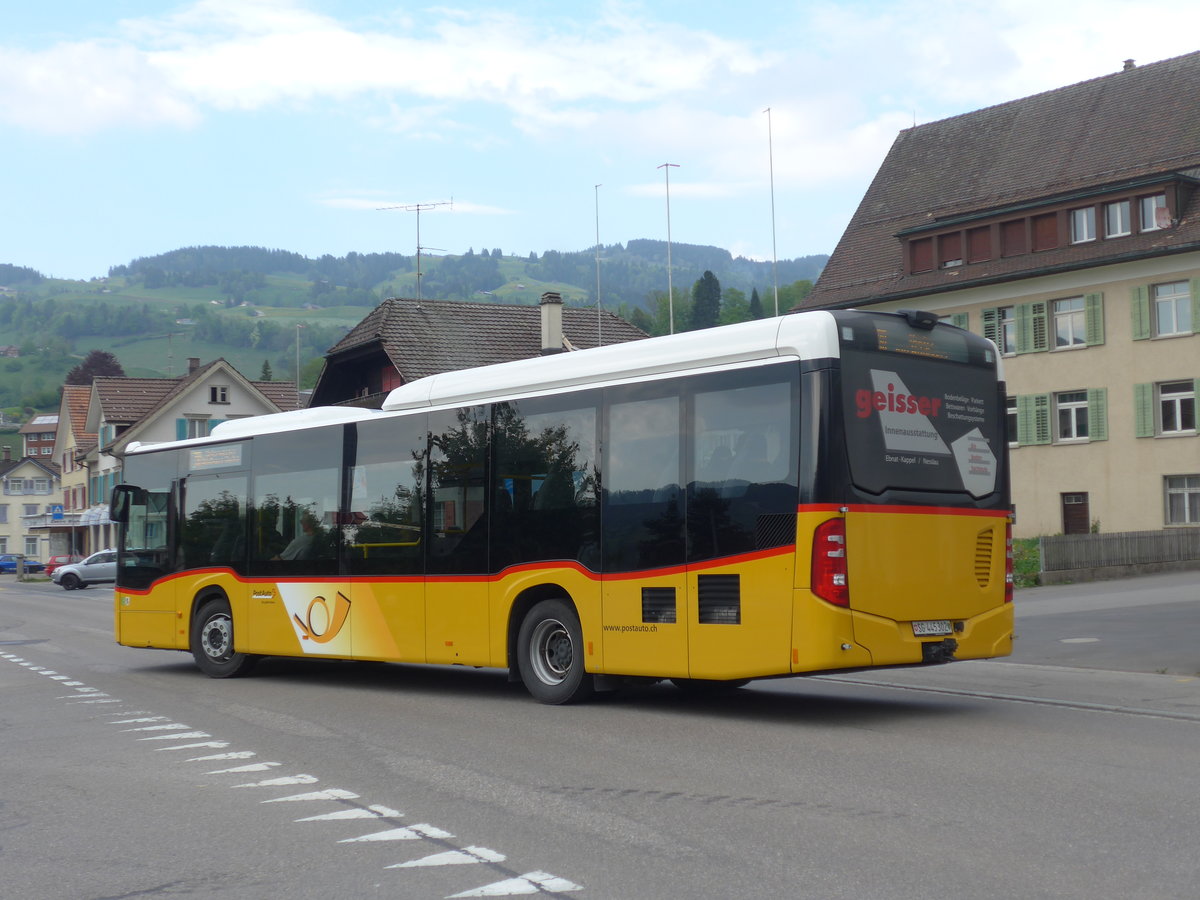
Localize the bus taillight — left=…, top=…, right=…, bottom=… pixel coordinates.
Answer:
left=812, top=518, right=849, bottom=607
left=1004, top=522, right=1014, bottom=604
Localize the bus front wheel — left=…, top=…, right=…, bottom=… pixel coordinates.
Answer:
left=191, top=597, right=258, bottom=678
left=517, top=598, right=594, bottom=705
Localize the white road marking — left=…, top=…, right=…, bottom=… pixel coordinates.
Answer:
left=259, top=788, right=360, bottom=802
left=1060, top=637, right=1100, bottom=643
left=233, top=774, right=320, bottom=788
left=296, top=805, right=402, bottom=822
left=388, top=847, right=505, bottom=868
left=342, top=824, right=452, bottom=843
left=154, top=741, right=231, bottom=751
left=206, top=762, right=282, bottom=774
left=137, top=731, right=212, bottom=741
left=123, top=723, right=191, bottom=732
left=188, top=751, right=257, bottom=761
left=110, top=717, right=169, bottom=724
left=448, top=871, right=584, bottom=897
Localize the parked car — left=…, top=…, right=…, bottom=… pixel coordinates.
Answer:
left=51, top=549, right=118, bottom=590
left=0, top=553, right=45, bottom=574
left=44, top=554, right=85, bottom=576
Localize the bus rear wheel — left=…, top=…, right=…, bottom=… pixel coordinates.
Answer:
left=517, top=598, right=593, bottom=705
left=191, top=597, right=258, bottom=678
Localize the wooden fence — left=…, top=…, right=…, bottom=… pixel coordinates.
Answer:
left=1040, top=529, right=1200, bottom=573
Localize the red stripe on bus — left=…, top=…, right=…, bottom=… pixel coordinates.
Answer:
left=797, top=503, right=1009, bottom=518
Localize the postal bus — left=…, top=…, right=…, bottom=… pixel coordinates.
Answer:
left=111, top=308, right=1012, bottom=703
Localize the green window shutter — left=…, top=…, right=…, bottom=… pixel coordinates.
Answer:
left=1016, top=394, right=1052, bottom=445
left=1133, top=383, right=1155, bottom=437
left=1191, top=279, right=1200, bottom=334
left=951, top=312, right=969, bottom=329
left=1130, top=285, right=1151, bottom=340
left=1016, top=301, right=1048, bottom=353
left=208, top=418, right=222, bottom=434
left=1084, top=292, right=1105, bottom=346
left=176, top=418, right=187, bottom=440
left=1087, top=387, right=1108, bottom=442
left=981, top=308, right=999, bottom=344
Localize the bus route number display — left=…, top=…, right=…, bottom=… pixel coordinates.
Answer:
left=874, top=325, right=953, bottom=361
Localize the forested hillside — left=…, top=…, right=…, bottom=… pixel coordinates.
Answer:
left=0, top=240, right=826, bottom=413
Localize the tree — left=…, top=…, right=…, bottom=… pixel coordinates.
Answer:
left=65, top=350, right=125, bottom=385
left=260, top=360, right=273, bottom=381
left=749, top=287, right=764, bottom=320
left=719, top=287, right=750, bottom=326
left=690, top=270, right=722, bottom=330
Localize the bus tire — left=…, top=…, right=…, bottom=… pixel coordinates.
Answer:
left=670, top=677, right=750, bottom=695
left=517, top=598, right=593, bottom=705
left=191, top=597, right=258, bottom=678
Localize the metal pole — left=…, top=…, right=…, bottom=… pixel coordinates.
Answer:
left=658, top=163, right=679, bottom=334
left=294, top=323, right=303, bottom=408
left=764, top=107, right=779, bottom=316
left=594, top=183, right=602, bottom=346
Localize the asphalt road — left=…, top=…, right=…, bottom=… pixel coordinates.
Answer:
left=2, top=572, right=1198, bottom=900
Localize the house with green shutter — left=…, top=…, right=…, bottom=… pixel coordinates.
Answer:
left=79, top=358, right=297, bottom=549
left=803, top=52, right=1200, bottom=537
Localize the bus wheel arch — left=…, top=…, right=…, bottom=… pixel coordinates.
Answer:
left=190, top=589, right=258, bottom=678
left=513, top=590, right=594, bottom=705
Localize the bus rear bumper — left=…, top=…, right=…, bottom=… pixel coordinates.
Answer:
left=849, top=601, right=1014, bottom=667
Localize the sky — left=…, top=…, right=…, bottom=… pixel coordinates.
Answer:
left=2, top=1, right=1198, bottom=281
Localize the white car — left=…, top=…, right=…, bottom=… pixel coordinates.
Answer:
left=52, top=549, right=118, bottom=590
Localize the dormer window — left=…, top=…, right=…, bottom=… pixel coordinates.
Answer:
left=1104, top=200, right=1130, bottom=237
left=1140, top=193, right=1168, bottom=231
left=1070, top=207, right=1096, bottom=243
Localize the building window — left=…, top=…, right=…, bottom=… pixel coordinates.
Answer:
left=1153, top=281, right=1192, bottom=336
left=1053, top=297, right=1086, bottom=348
left=1159, top=381, right=1196, bottom=434
left=909, top=238, right=933, bottom=273
left=967, top=226, right=991, bottom=262
left=1070, top=207, right=1095, bottom=243
left=0, top=537, right=6, bottom=552
left=6, top=478, right=24, bottom=495
left=25, top=537, right=38, bottom=556
left=1032, top=213, right=1058, bottom=251
left=1056, top=391, right=1089, bottom=441
left=209, top=385, right=229, bottom=404
left=939, top=233, right=963, bottom=268
left=1007, top=396, right=1018, bottom=446
left=1140, top=194, right=1167, bottom=232
left=1104, top=200, right=1131, bottom=238
left=998, top=306, right=1016, bottom=355
left=186, top=418, right=210, bottom=439
left=23, top=504, right=38, bottom=517
left=33, top=478, right=49, bottom=493
left=1000, top=220, right=1026, bottom=257
left=41, top=446, right=51, bottom=455
left=0, top=505, right=7, bottom=524
left=1165, top=475, right=1200, bottom=525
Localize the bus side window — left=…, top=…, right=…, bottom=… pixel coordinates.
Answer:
left=428, top=406, right=489, bottom=575
left=603, top=391, right=684, bottom=572
left=689, top=372, right=798, bottom=562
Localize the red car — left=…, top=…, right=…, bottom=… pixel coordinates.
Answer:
left=44, top=554, right=84, bottom=576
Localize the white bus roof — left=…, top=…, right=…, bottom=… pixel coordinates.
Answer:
left=381, top=311, right=841, bottom=412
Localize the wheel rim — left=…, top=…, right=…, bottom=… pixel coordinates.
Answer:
left=529, top=617, right=572, bottom=686
left=200, top=613, right=233, bottom=662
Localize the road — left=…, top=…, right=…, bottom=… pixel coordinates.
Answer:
left=1, top=574, right=1198, bottom=900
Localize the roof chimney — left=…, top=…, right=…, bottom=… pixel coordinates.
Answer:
left=539, top=291, right=564, bottom=356
left=2, top=445, right=10, bottom=462
left=1123, top=59, right=1135, bottom=70
left=187, top=357, right=200, bottom=374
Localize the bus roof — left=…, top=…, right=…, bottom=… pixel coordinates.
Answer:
left=381, top=311, right=841, bottom=412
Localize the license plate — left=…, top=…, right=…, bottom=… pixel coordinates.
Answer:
left=912, top=619, right=952, bottom=637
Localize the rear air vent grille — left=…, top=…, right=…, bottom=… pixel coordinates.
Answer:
left=642, top=587, right=677, bottom=624
left=974, top=528, right=993, bottom=587
left=697, top=574, right=741, bottom=624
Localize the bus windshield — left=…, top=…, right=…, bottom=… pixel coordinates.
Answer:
left=836, top=311, right=1004, bottom=500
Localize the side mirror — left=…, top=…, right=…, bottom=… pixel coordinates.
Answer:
left=109, top=484, right=137, bottom=524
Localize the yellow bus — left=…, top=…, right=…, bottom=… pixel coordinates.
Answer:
left=111, top=309, right=1012, bottom=703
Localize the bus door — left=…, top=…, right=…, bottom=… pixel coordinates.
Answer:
left=601, top=390, right=689, bottom=678
left=179, top=469, right=250, bottom=641
left=685, top=369, right=798, bottom=679
left=425, top=407, right=491, bottom=667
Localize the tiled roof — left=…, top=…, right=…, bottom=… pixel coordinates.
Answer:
left=94, top=361, right=299, bottom=424
left=20, top=415, right=58, bottom=432
left=62, top=383, right=96, bottom=452
left=326, top=297, right=649, bottom=382
left=806, top=51, right=1200, bottom=309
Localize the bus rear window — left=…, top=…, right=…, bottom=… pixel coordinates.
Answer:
left=839, top=319, right=1003, bottom=499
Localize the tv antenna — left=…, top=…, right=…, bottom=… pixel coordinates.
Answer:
left=378, top=199, right=453, bottom=300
